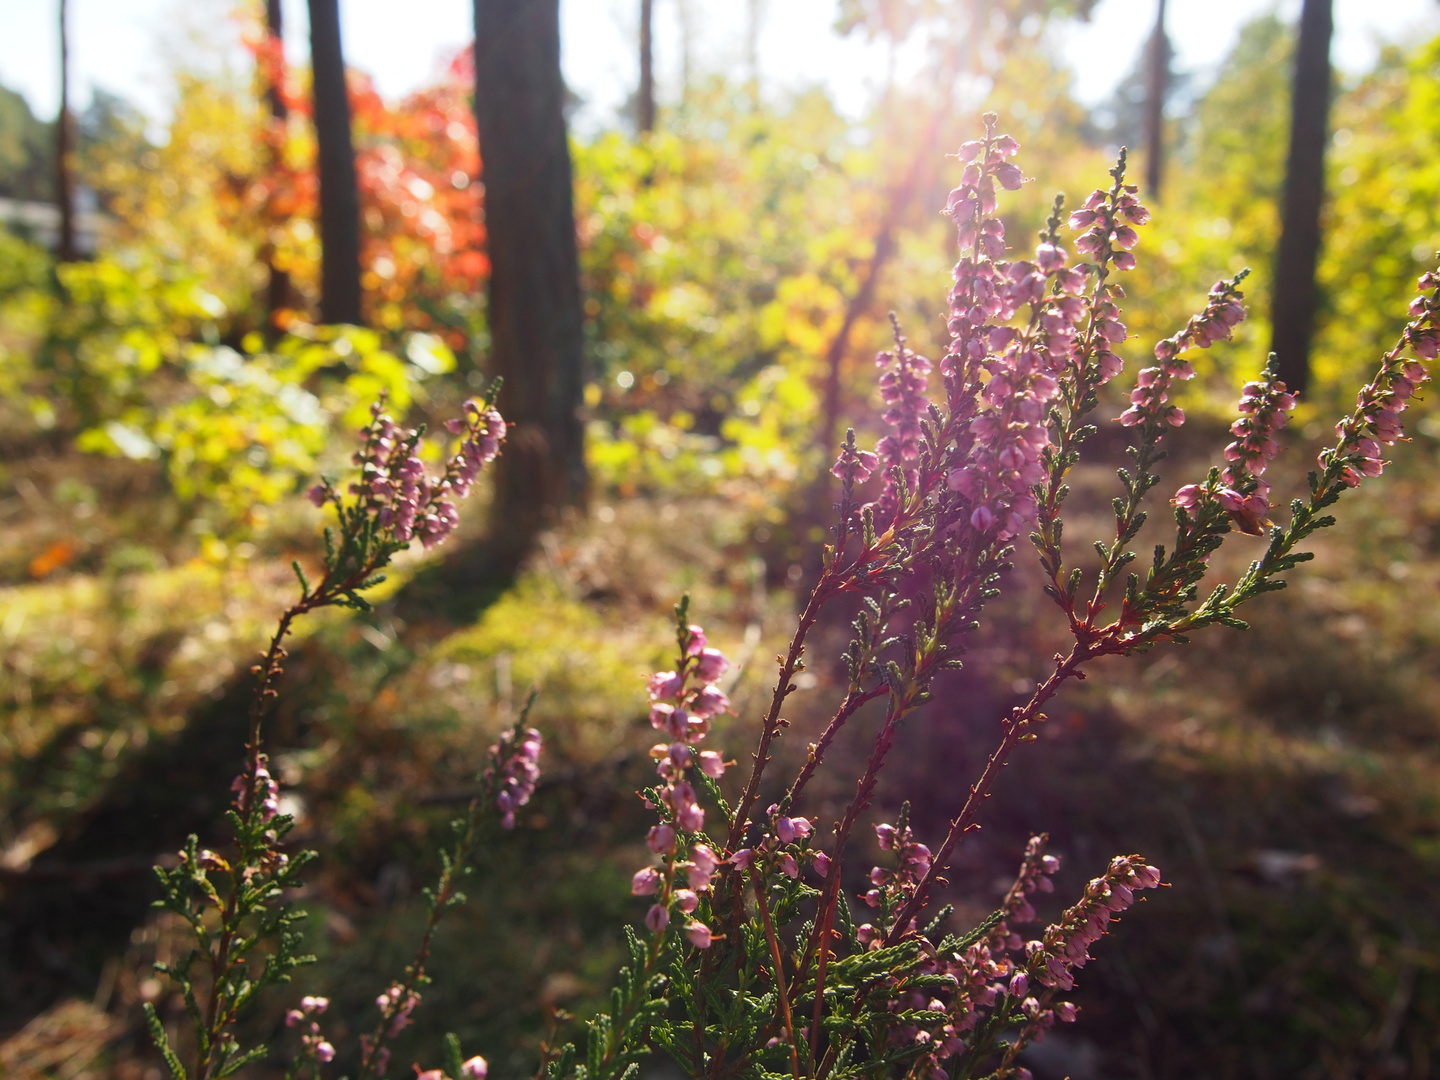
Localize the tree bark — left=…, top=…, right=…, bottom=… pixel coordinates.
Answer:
left=1143, top=0, right=1167, bottom=199
left=638, top=0, right=655, bottom=133
left=1271, top=0, right=1333, bottom=395
left=307, top=0, right=363, bottom=326
left=56, top=0, right=76, bottom=262
left=474, top=0, right=588, bottom=553
left=263, top=0, right=292, bottom=336
left=264, top=0, right=288, bottom=121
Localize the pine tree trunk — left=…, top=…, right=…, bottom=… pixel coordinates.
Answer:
left=639, top=0, right=655, bottom=134
left=474, top=0, right=588, bottom=554
left=1271, top=0, right=1333, bottom=395
left=56, top=0, right=76, bottom=263
left=308, top=0, right=362, bottom=326
left=265, top=0, right=288, bottom=121
left=263, top=0, right=292, bottom=336
left=1143, top=0, right=1167, bottom=199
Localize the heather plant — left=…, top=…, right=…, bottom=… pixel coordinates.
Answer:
left=143, top=389, right=514, bottom=1080
left=140, top=115, right=1440, bottom=1080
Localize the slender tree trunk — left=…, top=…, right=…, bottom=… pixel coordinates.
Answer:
left=308, top=0, right=362, bottom=325
left=638, top=0, right=655, bottom=133
left=1271, top=0, right=1333, bottom=395
left=474, top=0, right=587, bottom=554
left=264, top=0, right=288, bottom=121
left=263, top=0, right=292, bottom=335
left=56, top=0, right=76, bottom=262
left=1144, top=0, right=1168, bottom=199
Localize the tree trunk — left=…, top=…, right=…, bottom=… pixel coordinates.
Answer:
left=263, top=0, right=292, bottom=336
left=264, top=0, right=288, bottom=121
left=56, top=0, right=76, bottom=262
left=1271, top=0, right=1333, bottom=395
left=638, top=0, right=655, bottom=134
left=1143, top=0, right=1167, bottom=199
left=307, top=0, right=362, bottom=326
left=474, top=0, right=588, bottom=554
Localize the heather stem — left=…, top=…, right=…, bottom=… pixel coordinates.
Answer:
left=752, top=869, right=802, bottom=1080
left=882, top=643, right=1090, bottom=947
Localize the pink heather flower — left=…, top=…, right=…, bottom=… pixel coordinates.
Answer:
left=1132, top=864, right=1162, bottom=889
left=691, top=685, right=731, bottom=718
left=729, top=848, right=753, bottom=871
left=647, top=824, right=676, bottom=854
left=665, top=707, right=691, bottom=741
left=649, top=703, right=674, bottom=730
left=674, top=888, right=700, bottom=913
left=631, top=867, right=661, bottom=896
left=233, top=759, right=281, bottom=822
left=876, top=823, right=898, bottom=850
left=1009, top=972, right=1029, bottom=998
left=300, top=996, right=329, bottom=1013
left=286, top=1010, right=305, bottom=1028
left=691, top=844, right=719, bottom=876
left=775, top=816, right=799, bottom=843
left=685, top=921, right=714, bottom=949
left=832, top=443, right=881, bottom=485
left=698, top=751, right=726, bottom=778
left=647, top=671, right=685, bottom=700
left=694, top=647, right=729, bottom=682
left=491, top=727, right=542, bottom=829
left=316, top=1042, right=336, bottom=1063
left=460, top=1056, right=488, bottom=1080
left=1173, top=484, right=1202, bottom=510
left=1055, top=1002, right=1078, bottom=1023
left=812, top=850, right=831, bottom=878
left=780, top=853, right=799, bottom=879
left=646, top=904, right=670, bottom=933
left=676, top=802, right=704, bottom=833
left=685, top=625, right=708, bottom=655
left=306, top=483, right=328, bottom=507
left=417, top=1071, right=445, bottom=1080
left=687, top=848, right=719, bottom=891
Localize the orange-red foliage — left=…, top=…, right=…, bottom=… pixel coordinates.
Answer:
left=243, top=22, right=486, bottom=342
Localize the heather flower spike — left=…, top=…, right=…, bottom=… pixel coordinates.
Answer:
left=629, top=596, right=732, bottom=952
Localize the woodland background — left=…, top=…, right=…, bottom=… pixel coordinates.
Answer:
left=2, top=0, right=1440, bottom=1077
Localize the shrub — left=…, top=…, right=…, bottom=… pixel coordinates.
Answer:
left=143, top=117, right=1439, bottom=1080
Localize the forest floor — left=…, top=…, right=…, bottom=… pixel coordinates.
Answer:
left=2, top=409, right=1439, bottom=1080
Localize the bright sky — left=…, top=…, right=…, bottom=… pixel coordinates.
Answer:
left=0, top=0, right=1436, bottom=134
